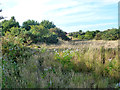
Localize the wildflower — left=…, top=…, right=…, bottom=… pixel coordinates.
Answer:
left=76, top=48, right=79, bottom=52
left=44, top=68, right=48, bottom=71
left=9, top=49, right=12, bottom=51
left=116, top=82, right=120, bottom=88
left=3, top=67, right=4, bottom=70
left=108, top=58, right=112, bottom=62
left=70, top=51, right=73, bottom=53
left=55, top=50, right=57, bottom=52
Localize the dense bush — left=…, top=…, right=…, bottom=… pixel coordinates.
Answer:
left=69, top=29, right=120, bottom=41
left=95, top=29, right=120, bottom=40
left=40, top=20, right=56, bottom=29
left=84, top=31, right=94, bottom=40
left=49, top=28, right=71, bottom=41
left=2, top=16, right=20, bottom=35
left=69, top=30, right=100, bottom=40
left=29, top=25, right=49, bottom=43
left=9, top=27, right=21, bottom=36
left=43, top=34, right=58, bottom=44
left=22, top=20, right=40, bottom=31
left=78, top=34, right=85, bottom=40
left=2, top=38, right=33, bottom=88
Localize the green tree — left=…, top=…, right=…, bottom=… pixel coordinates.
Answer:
left=43, top=33, right=58, bottom=44
left=95, top=32, right=102, bottom=40
left=40, top=20, right=56, bottom=29
left=22, top=20, right=39, bottom=31
left=0, top=9, right=4, bottom=20
left=9, top=27, right=21, bottom=36
left=49, top=28, right=70, bottom=41
left=30, top=25, right=49, bottom=42
left=79, top=30, right=82, bottom=33
left=101, top=28, right=119, bottom=40
left=84, top=31, right=94, bottom=40
left=78, top=34, right=84, bottom=40
left=2, top=16, right=20, bottom=35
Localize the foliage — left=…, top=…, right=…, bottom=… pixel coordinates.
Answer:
left=2, top=37, right=120, bottom=88
left=84, top=31, right=95, bottom=40
left=22, top=19, right=39, bottom=31
left=55, top=49, right=75, bottom=71
left=9, top=27, right=21, bottom=36
left=2, top=16, right=20, bottom=35
left=78, top=34, right=85, bottom=40
left=29, top=25, right=49, bottom=43
left=1, top=16, right=120, bottom=88
left=40, top=20, right=56, bottom=29
left=0, top=9, right=4, bottom=20
left=43, top=33, right=58, bottom=44
left=49, top=28, right=71, bottom=41
left=95, top=28, right=120, bottom=40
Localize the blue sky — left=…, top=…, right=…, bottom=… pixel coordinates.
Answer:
left=1, top=0, right=119, bottom=33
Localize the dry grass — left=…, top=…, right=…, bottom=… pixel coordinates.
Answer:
left=34, top=40, right=119, bottom=50
left=2, top=39, right=120, bottom=88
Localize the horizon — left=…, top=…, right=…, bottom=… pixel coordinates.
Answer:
left=1, top=0, right=119, bottom=33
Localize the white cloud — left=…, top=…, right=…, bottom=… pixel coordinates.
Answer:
left=1, top=0, right=118, bottom=32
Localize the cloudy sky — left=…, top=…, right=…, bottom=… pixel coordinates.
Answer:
left=0, top=0, right=119, bottom=33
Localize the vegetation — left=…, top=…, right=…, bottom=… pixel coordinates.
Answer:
left=22, top=20, right=39, bottom=31
left=49, top=27, right=71, bottom=41
left=69, top=29, right=120, bottom=40
left=1, top=16, right=120, bottom=88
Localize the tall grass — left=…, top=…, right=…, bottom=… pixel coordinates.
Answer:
left=2, top=38, right=120, bottom=88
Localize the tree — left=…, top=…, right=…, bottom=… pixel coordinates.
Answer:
left=43, top=33, right=58, bottom=44
left=95, top=32, right=102, bottom=40
left=0, top=9, right=4, bottom=20
left=40, top=20, right=56, bottom=29
left=22, top=20, right=39, bottom=31
left=78, top=34, right=84, bottom=40
left=2, top=16, right=20, bottom=35
left=49, top=27, right=70, bottom=41
left=84, top=31, right=94, bottom=40
left=79, top=30, right=82, bottom=33
left=30, top=25, right=49, bottom=43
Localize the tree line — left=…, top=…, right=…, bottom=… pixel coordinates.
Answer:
left=1, top=16, right=120, bottom=46
left=69, top=28, right=120, bottom=40
left=1, top=16, right=71, bottom=45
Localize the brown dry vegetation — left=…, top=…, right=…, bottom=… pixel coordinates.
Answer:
left=35, top=39, right=119, bottom=50
left=2, top=38, right=120, bottom=88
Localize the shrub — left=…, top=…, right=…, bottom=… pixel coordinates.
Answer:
left=43, top=34, right=58, bottom=44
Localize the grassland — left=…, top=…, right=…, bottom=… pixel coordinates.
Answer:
left=2, top=39, right=120, bottom=88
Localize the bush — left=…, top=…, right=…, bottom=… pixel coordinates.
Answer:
left=49, top=28, right=70, bottom=41
left=95, top=29, right=120, bottom=40
left=44, top=34, right=58, bottom=44
left=2, top=16, right=20, bottom=36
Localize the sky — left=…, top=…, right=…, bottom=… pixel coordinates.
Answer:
left=0, top=0, right=119, bottom=33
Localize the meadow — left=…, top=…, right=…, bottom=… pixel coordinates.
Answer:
left=2, top=39, right=120, bottom=88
